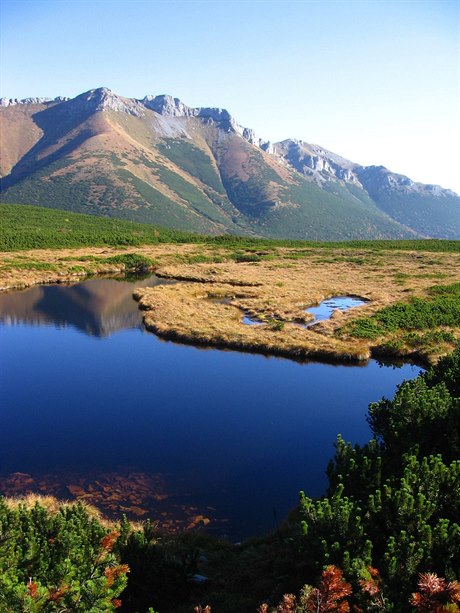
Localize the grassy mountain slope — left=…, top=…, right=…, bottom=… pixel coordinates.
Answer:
left=354, top=165, right=460, bottom=239
left=1, top=90, right=457, bottom=240
left=369, top=190, right=460, bottom=239
left=3, top=202, right=459, bottom=252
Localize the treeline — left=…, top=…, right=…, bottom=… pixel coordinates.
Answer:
left=1, top=202, right=459, bottom=252
left=1, top=350, right=459, bottom=612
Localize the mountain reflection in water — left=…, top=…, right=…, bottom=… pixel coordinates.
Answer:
left=0, top=275, right=169, bottom=337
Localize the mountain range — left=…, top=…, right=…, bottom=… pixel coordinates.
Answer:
left=1, top=87, right=458, bottom=240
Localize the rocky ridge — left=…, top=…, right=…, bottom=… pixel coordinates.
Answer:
left=0, top=96, right=69, bottom=107
left=2, top=87, right=456, bottom=200
left=1, top=87, right=458, bottom=239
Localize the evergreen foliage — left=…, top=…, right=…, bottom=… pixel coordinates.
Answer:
left=0, top=501, right=128, bottom=612
left=299, top=349, right=460, bottom=609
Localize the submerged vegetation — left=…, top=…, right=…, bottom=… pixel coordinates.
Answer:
left=1, top=349, right=459, bottom=612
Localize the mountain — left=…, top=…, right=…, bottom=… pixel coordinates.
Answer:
left=1, top=88, right=458, bottom=240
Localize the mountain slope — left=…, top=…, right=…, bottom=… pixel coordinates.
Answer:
left=1, top=88, right=458, bottom=240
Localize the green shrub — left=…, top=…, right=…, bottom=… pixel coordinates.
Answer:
left=347, top=283, right=460, bottom=340
left=102, top=253, right=154, bottom=271
left=300, top=349, right=460, bottom=606
left=0, top=501, right=128, bottom=612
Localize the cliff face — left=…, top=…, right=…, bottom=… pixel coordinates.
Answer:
left=1, top=88, right=458, bottom=239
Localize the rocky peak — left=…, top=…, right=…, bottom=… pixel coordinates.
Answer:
left=0, top=96, right=69, bottom=107
left=75, top=87, right=145, bottom=117
left=142, top=94, right=194, bottom=117
left=141, top=93, right=269, bottom=148
left=355, top=166, right=457, bottom=198
left=273, top=139, right=361, bottom=186
left=1, top=87, right=268, bottom=149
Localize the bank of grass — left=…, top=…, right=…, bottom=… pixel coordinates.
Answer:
left=342, top=281, right=460, bottom=360
left=1, top=203, right=460, bottom=252
left=1, top=203, right=460, bottom=364
left=346, top=282, right=460, bottom=339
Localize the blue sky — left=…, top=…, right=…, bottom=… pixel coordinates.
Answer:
left=1, top=0, right=459, bottom=193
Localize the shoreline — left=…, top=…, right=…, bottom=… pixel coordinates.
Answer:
left=1, top=243, right=459, bottom=366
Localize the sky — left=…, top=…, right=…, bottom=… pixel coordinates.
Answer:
left=1, top=0, right=459, bottom=194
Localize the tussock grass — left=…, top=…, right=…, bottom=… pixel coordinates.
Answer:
left=3, top=493, right=114, bottom=527
left=134, top=249, right=460, bottom=364
left=1, top=209, right=459, bottom=363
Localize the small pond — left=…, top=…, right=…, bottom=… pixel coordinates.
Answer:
left=306, top=295, right=367, bottom=325
left=0, top=277, right=420, bottom=540
left=242, top=295, right=367, bottom=327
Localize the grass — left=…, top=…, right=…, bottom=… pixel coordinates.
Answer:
left=341, top=281, right=460, bottom=361
left=347, top=282, right=460, bottom=340
left=101, top=253, right=155, bottom=271
left=0, top=202, right=202, bottom=251
left=1, top=203, right=459, bottom=364
left=158, top=139, right=226, bottom=194
left=0, top=258, right=57, bottom=272
left=2, top=203, right=460, bottom=252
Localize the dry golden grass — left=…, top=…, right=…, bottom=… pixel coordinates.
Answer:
left=1, top=243, right=459, bottom=363
left=4, top=493, right=113, bottom=527
left=134, top=246, right=460, bottom=364
left=0, top=243, right=199, bottom=290
left=3, top=493, right=145, bottom=531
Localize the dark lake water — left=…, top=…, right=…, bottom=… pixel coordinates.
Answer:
left=0, top=276, right=421, bottom=540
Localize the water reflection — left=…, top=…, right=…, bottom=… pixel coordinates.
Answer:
left=0, top=278, right=420, bottom=539
left=306, top=295, right=368, bottom=325
left=0, top=275, right=168, bottom=337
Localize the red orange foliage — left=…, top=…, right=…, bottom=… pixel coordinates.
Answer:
left=410, top=573, right=460, bottom=612
left=27, top=579, right=38, bottom=599
left=100, top=530, right=120, bottom=552
left=303, top=566, right=352, bottom=613
left=104, top=564, right=130, bottom=587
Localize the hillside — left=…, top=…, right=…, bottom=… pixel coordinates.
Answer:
left=1, top=88, right=459, bottom=240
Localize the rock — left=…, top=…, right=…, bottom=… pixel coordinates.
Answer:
left=65, top=87, right=145, bottom=117
left=0, top=96, right=54, bottom=107
left=142, top=94, right=194, bottom=117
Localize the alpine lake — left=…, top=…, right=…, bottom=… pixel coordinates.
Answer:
left=0, top=272, right=422, bottom=541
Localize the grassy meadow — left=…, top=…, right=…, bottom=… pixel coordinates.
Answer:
left=1, top=203, right=459, bottom=364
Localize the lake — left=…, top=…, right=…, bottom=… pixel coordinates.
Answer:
left=0, top=275, right=421, bottom=540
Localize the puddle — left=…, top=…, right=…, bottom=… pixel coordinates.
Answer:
left=306, top=295, right=367, bottom=326
left=242, top=314, right=264, bottom=326
left=242, top=295, right=367, bottom=328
